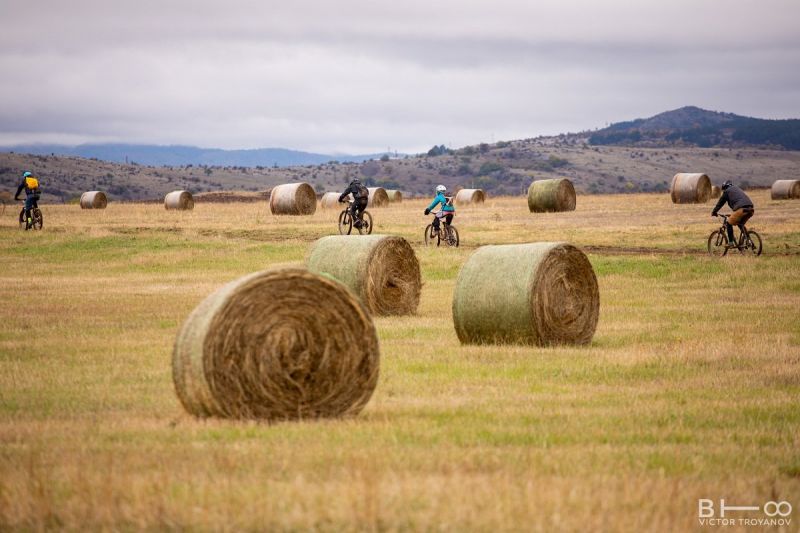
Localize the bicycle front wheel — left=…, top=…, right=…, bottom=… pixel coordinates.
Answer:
left=707, top=230, right=727, bottom=257
left=424, top=224, right=435, bottom=246
left=358, top=211, right=373, bottom=235
left=743, top=230, right=762, bottom=256
left=338, top=210, right=353, bottom=235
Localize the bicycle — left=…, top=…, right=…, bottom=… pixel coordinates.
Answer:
left=707, top=213, right=761, bottom=257
left=338, top=199, right=373, bottom=235
left=18, top=199, right=43, bottom=231
left=424, top=213, right=459, bottom=247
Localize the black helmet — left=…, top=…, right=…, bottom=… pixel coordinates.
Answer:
left=351, top=177, right=361, bottom=184
left=722, top=180, right=733, bottom=190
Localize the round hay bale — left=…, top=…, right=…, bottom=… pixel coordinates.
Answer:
left=527, top=178, right=576, bottom=213
left=452, top=242, right=599, bottom=346
left=307, top=235, right=421, bottom=316
left=670, top=173, right=711, bottom=204
left=454, top=188, right=486, bottom=205
left=386, top=189, right=403, bottom=203
left=319, top=192, right=342, bottom=209
left=771, top=179, right=800, bottom=200
left=80, top=191, right=108, bottom=209
left=164, top=190, right=194, bottom=210
left=710, top=185, right=722, bottom=198
left=172, top=267, right=380, bottom=420
left=269, top=182, right=317, bottom=215
left=367, top=187, right=389, bottom=207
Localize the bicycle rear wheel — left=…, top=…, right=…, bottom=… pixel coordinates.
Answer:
left=338, top=210, right=353, bottom=235
left=742, top=230, right=762, bottom=256
left=32, top=208, right=43, bottom=230
left=707, top=230, right=727, bottom=257
left=358, top=210, right=373, bottom=235
left=445, top=225, right=459, bottom=247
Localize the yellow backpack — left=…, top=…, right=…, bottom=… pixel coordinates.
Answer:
left=25, top=176, right=39, bottom=190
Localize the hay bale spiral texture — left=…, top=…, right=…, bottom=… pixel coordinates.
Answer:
left=771, top=179, right=800, bottom=200
left=455, top=189, right=486, bottom=205
left=307, top=235, right=421, bottom=316
left=164, top=190, right=194, bottom=210
left=319, top=192, right=343, bottom=209
left=269, top=182, right=317, bottom=215
left=452, top=242, right=599, bottom=346
left=367, top=187, right=389, bottom=207
left=670, top=173, right=711, bottom=204
left=386, top=189, right=403, bottom=203
left=710, top=185, right=722, bottom=198
left=80, top=191, right=108, bottom=209
left=527, top=179, right=576, bottom=213
left=172, top=267, right=380, bottom=420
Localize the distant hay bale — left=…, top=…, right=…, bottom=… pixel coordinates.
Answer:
left=172, top=267, right=380, bottom=420
left=711, top=185, right=722, bottom=198
left=164, top=190, right=194, bottom=210
left=771, top=179, right=800, bottom=200
left=80, top=191, right=108, bottom=209
left=455, top=188, right=486, bottom=205
left=367, top=187, right=389, bottom=207
left=319, top=192, right=342, bottom=209
left=452, top=242, right=599, bottom=346
left=307, top=235, right=421, bottom=316
left=386, top=189, right=403, bottom=203
left=269, top=182, right=317, bottom=215
left=527, top=178, right=576, bottom=212
left=670, top=173, right=711, bottom=204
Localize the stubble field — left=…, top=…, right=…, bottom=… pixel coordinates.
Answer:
left=1, top=190, right=799, bottom=531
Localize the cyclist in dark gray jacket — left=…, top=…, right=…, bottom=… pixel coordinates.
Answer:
left=711, top=180, right=754, bottom=246
left=339, top=178, right=369, bottom=229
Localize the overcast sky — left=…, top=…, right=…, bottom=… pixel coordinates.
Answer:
left=1, top=0, right=799, bottom=154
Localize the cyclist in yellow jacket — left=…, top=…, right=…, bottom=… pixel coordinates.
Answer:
left=14, top=171, right=42, bottom=227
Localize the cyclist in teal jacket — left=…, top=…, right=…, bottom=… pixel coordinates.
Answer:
left=424, top=184, right=455, bottom=235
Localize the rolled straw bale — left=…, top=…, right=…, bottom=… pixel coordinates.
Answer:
left=710, top=185, right=722, bottom=198
left=452, top=242, right=599, bottom=346
left=164, top=190, right=194, bottom=210
left=454, top=188, right=486, bottom=205
left=307, top=235, right=421, bottom=316
left=771, top=179, right=800, bottom=200
left=527, top=178, right=576, bottom=213
left=269, top=182, right=317, bottom=215
left=80, top=191, right=108, bottom=209
left=172, top=267, right=380, bottom=420
left=670, top=173, right=711, bottom=204
left=386, top=189, right=403, bottom=203
left=367, top=187, right=389, bottom=207
left=319, top=192, right=343, bottom=209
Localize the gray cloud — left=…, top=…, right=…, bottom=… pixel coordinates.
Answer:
left=1, top=0, right=799, bottom=152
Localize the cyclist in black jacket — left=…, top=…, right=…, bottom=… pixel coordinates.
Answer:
left=14, top=171, right=42, bottom=227
left=339, top=178, right=370, bottom=228
left=711, top=180, right=754, bottom=246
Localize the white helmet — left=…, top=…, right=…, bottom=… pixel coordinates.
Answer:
left=436, top=184, right=446, bottom=193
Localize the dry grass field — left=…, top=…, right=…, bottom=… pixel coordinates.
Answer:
left=1, top=191, right=799, bottom=531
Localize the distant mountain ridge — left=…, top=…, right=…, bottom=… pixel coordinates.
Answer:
left=0, top=143, right=393, bottom=167
left=588, top=106, right=800, bottom=150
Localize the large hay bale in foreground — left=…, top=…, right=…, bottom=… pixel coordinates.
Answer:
left=527, top=178, right=576, bottom=212
left=80, top=191, right=108, bottom=209
left=386, top=189, right=403, bottom=203
left=269, top=182, right=317, bottom=215
left=670, top=173, right=711, bottom=204
left=452, top=242, right=599, bottom=346
left=164, top=190, right=194, bottom=210
left=771, top=179, right=800, bottom=200
left=307, top=235, right=421, bottom=316
left=367, top=187, right=389, bottom=207
left=173, top=267, right=380, bottom=420
left=319, top=192, right=343, bottom=209
left=455, top=188, right=486, bottom=205
left=710, top=185, right=722, bottom=198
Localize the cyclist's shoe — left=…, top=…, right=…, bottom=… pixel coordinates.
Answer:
left=354, top=220, right=363, bottom=229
